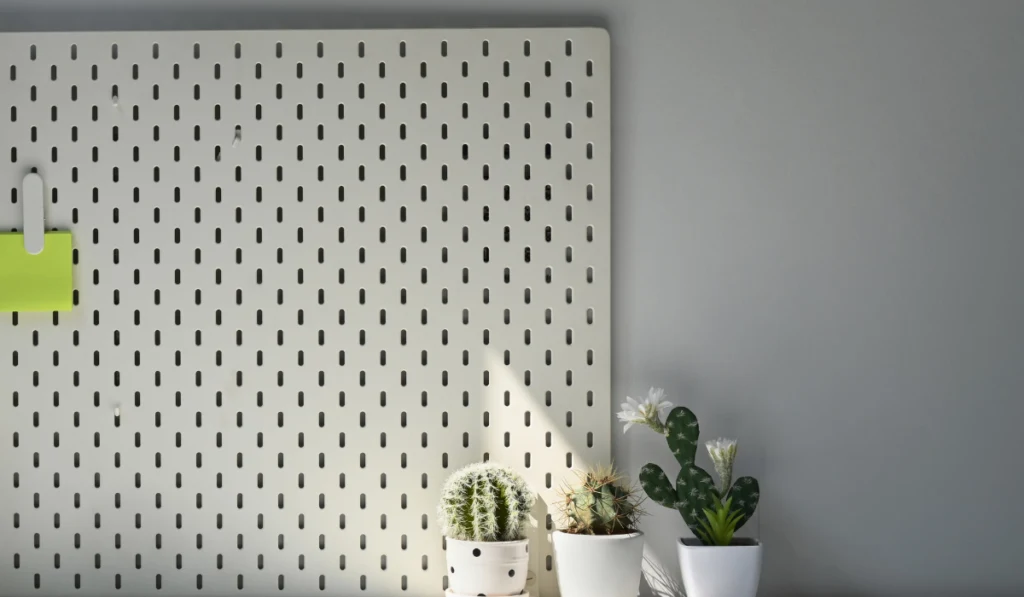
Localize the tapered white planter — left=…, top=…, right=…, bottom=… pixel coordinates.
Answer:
left=445, top=538, right=529, bottom=596
left=677, top=538, right=762, bottom=597
left=553, top=531, right=644, bottom=597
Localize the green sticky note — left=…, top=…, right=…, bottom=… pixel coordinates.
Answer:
left=0, top=231, right=73, bottom=312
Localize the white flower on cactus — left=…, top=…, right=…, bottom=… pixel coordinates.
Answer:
left=616, top=397, right=644, bottom=432
left=643, top=387, right=673, bottom=416
left=617, top=387, right=674, bottom=433
left=706, top=438, right=737, bottom=461
left=706, top=437, right=738, bottom=492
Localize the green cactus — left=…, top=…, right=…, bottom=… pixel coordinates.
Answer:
left=638, top=406, right=759, bottom=545
left=665, top=405, right=701, bottom=467
left=727, top=476, right=760, bottom=530
left=558, top=466, right=644, bottom=535
left=437, top=462, right=535, bottom=542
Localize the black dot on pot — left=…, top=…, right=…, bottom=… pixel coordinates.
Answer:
left=508, top=569, right=515, bottom=577
left=450, top=567, right=454, bottom=574
left=477, top=594, right=485, bottom=596
left=472, top=548, right=481, bottom=557
left=525, top=545, right=529, bottom=553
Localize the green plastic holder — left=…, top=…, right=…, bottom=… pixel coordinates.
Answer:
left=0, top=231, right=73, bottom=312
left=0, top=172, right=73, bottom=312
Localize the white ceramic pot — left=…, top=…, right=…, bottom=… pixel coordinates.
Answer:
left=677, top=538, right=762, bottom=597
left=445, top=537, right=529, bottom=596
left=553, top=530, right=644, bottom=597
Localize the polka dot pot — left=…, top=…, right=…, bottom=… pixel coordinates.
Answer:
left=445, top=538, right=529, bottom=596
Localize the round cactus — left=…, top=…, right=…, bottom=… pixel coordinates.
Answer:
left=558, top=466, right=644, bottom=535
left=438, top=462, right=535, bottom=542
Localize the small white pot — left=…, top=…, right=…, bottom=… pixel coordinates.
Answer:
left=553, top=530, right=644, bottom=597
left=445, top=537, right=529, bottom=596
left=677, top=538, right=762, bottom=597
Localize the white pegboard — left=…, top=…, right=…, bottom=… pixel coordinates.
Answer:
left=0, top=28, right=610, bottom=596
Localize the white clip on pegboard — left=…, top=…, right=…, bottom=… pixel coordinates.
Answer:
left=20, top=172, right=45, bottom=255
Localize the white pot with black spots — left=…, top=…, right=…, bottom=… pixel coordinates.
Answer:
left=553, top=530, right=644, bottom=597
left=445, top=538, right=529, bottom=596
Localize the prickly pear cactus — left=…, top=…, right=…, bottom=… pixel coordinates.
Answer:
left=664, top=405, right=701, bottom=467
left=725, top=476, right=760, bottom=529
left=637, top=463, right=675, bottom=510
left=639, top=406, right=757, bottom=540
left=639, top=407, right=719, bottom=535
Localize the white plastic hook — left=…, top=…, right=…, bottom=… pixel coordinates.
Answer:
left=21, top=172, right=45, bottom=255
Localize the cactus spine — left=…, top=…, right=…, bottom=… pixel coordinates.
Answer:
left=438, top=462, right=535, bottom=542
left=559, top=466, right=644, bottom=535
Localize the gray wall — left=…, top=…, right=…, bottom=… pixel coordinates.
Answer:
left=4, top=1, right=1024, bottom=595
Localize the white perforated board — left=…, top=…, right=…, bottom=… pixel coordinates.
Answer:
left=0, top=28, right=610, bottom=597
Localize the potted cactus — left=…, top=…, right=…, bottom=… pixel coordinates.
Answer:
left=552, top=466, right=646, bottom=597
left=437, top=462, right=536, bottom=597
left=621, top=388, right=762, bottom=597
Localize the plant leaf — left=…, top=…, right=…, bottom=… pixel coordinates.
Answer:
left=664, top=407, right=700, bottom=468
left=694, top=527, right=713, bottom=546
left=639, top=463, right=676, bottom=509
left=676, top=466, right=717, bottom=534
left=725, top=476, right=759, bottom=532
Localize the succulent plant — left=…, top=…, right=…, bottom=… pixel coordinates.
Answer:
left=632, top=404, right=760, bottom=545
left=558, top=466, right=645, bottom=535
left=438, top=462, right=535, bottom=542
left=694, top=494, right=746, bottom=547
